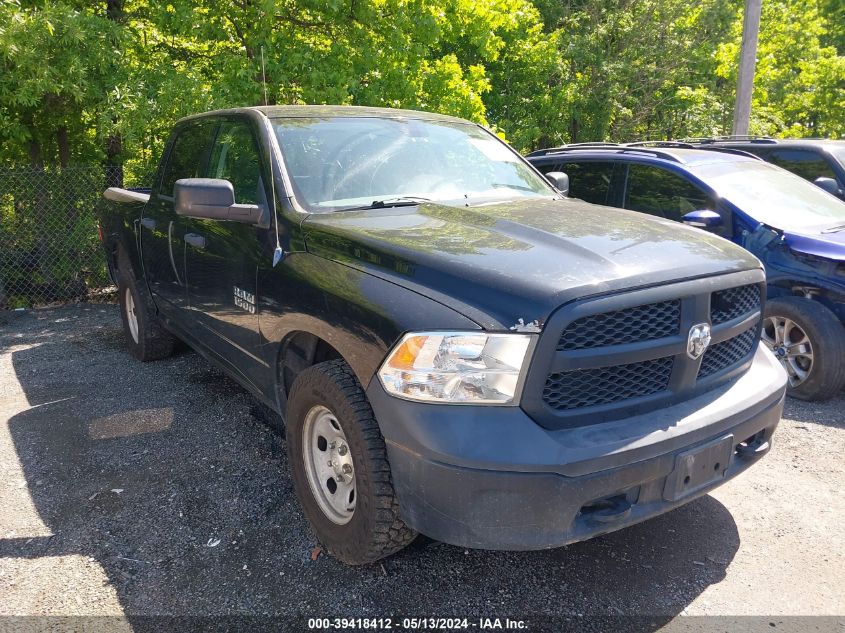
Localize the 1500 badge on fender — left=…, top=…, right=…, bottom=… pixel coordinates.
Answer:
left=233, top=286, right=255, bottom=314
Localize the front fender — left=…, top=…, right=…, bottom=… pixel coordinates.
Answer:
left=256, top=252, right=481, bottom=399
left=741, top=225, right=845, bottom=320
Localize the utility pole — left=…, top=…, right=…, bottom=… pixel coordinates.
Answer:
left=732, top=0, right=762, bottom=136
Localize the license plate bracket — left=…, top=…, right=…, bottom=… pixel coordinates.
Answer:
left=663, top=435, right=734, bottom=502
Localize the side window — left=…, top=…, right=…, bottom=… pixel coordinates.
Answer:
left=159, top=122, right=217, bottom=197
left=624, top=164, right=714, bottom=222
left=539, top=161, right=616, bottom=205
left=208, top=121, right=264, bottom=205
left=565, top=162, right=616, bottom=205
left=766, top=149, right=838, bottom=183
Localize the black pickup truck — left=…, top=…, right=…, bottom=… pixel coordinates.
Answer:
left=98, top=106, right=787, bottom=564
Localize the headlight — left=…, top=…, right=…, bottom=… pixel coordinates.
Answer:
left=377, top=332, right=535, bottom=404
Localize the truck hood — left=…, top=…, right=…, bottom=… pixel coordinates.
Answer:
left=302, top=198, right=761, bottom=329
left=782, top=227, right=845, bottom=262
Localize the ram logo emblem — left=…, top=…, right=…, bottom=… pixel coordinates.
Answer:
left=687, top=323, right=712, bottom=360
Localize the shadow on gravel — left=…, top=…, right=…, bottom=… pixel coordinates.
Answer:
left=1, top=307, right=741, bottom=630
left=781, top=393, right=845, bottom=430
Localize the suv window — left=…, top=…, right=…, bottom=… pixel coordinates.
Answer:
left=208, top=121, right=264, bottom=205
left=624, top=164, right=714, bottom=221
left=764, top=149, right=838, bottom=183
left=159, top=122, right=217, bottom=197
left=539, top=161, right=616, bottom=205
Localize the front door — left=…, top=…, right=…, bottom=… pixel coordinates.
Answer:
left=621, top=163, right=729, bottom=237
left=140, top=121, right=217, bottom=316
left=183, top=118, right=269, bottom=384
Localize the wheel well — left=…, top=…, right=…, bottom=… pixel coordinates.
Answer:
left=277, top=331, right=343, bottom=396
left=767, top=283, right=845, bottom=323
left=106, top=243, right=119, bottom=284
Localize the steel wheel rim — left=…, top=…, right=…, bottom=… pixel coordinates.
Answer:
left=302, top=405, right=356, bottom=525
left=125, top=287, right=139, bottom=344
left=761, top=315, right=814, bottom=387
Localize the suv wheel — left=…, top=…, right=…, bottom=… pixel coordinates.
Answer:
left=116, top=249, right=176, bottom=361
left=761, top=296, right=845, bottom=401
left=286, top=359, right=416, bottom=564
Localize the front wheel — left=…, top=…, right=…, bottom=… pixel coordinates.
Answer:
left=761, top=296, right=845, bottom=401
left=286, top=359, right=416, bottom=564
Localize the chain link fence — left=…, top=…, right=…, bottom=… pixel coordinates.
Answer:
left=0, top=166, right=148, bottom=310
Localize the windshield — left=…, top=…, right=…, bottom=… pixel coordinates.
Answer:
left=691, top=161, right=845, bottom=231
left=832, top=147, right=845, bottom=169
left=272, top=116, right=555, bottom=211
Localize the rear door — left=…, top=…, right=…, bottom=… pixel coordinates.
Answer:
left=182, top=117, right=269, bottom=380
left=140, top=121, right=216, bottom=315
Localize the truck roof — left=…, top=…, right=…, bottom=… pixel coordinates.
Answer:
left=178, top=105, right=472, bottom=125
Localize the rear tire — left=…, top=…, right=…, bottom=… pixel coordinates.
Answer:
left=762, top=296, right=845, bottom=401
left=286, top=359, right=416, bottom=564
left=116, top=249, right=176, bottom=362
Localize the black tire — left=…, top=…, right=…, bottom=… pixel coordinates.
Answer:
left=116, top=249, right=176, bottom=362
left=763, top=296, right=845, bottom=401
left=286, top=359, right=416, bottom=564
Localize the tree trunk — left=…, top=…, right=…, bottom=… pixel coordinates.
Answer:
left=22, top=111, right=57, bottom=299
left=106, top=0, right=124, bottom=21
left=57, top=126, right=70, bottom=169
left=105, top=131, right=124, bottom=188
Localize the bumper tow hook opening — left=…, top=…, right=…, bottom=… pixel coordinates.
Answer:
left=579, top=494, right=633, bottom=524
left=735, top=430, right=770, bottom=458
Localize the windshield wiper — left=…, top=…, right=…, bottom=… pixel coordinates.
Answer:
left=339, top=196, right=432, bottom=212
left=490, top=183, right=537, bottom=192
left=822, top=223, right=845, bottom=234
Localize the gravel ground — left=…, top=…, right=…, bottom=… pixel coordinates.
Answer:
left=0, top=305, right=843, bottom=631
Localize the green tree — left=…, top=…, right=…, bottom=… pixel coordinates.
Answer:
left=715, top=0, right=845, bottom=138
left=0, top=0, right=127, bottom=169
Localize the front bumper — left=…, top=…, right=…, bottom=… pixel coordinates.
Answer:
left=367, top=346, right=787, bottom=550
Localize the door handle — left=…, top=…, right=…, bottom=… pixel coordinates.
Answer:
left=140, top=217, right=157, bottom=230
left=184, top=233, right=207, bottom=250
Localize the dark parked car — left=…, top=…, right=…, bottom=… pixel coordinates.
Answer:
left=98, top=107, right=786, bottom=564
left=527, top=143, right=845, bottom=400
left=680, top=136, right=845, bottom=201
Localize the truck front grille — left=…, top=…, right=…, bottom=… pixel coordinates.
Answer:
left=525, top=275, right=765, bottom=429
left=711, top=284, right=760, bottom=324
left=543, top=357, right=673, bottom=411
left=698, top=325, right=758, bottom=379
left=557, top=300, right=680, bottom=350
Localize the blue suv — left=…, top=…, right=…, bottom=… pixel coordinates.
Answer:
left=527, top=143, right=845, bottom=400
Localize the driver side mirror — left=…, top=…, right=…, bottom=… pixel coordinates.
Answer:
left=545, top=171, right=569, bottom=196
left=174, top=178, right=265, bottom=224
left=681, top=210, right=723, bottom=229
left=813, top=176, right=844, bottom=199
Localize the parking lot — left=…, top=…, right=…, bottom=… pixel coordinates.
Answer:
left=1, top=304, right=843, bottom=630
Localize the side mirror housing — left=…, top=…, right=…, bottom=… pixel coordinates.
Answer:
left=681, top=210, right=723, bottom=228
left=545, top=171, right=569, bottom=196
left=174, top=178, right=265, bottom=225
left=813, top=176, right=843, bottom=198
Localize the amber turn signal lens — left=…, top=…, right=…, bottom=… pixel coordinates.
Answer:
left=388, top=335, right=428, bottom=370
